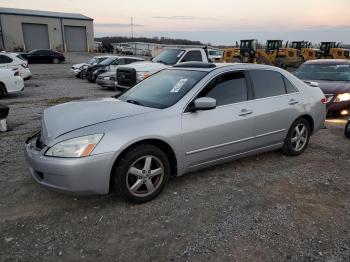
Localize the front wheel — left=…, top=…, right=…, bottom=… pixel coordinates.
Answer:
left=113, top=144, right=171, bottom=203
left=52, top=58, right=60, bottom=64
left=282, top=118, right=311, bottom=156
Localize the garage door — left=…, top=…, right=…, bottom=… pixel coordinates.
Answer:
left=22, top=23, right=49, bottom=51
left=64, top=26, right=87, bottom=52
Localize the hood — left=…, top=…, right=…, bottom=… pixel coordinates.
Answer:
left=72, top=63, right=88, bottom=69
left=305, top=80, right=350, bottom=94
left=42, top=98, right=156, bottom=143
left=122, top=61, right=168, bottom=73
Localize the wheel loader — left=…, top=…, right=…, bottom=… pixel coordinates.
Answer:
left=319, top=42, right=349, bottom=59
left=290, top=41, right=321, bottom=62
left=221, top=39, right=258, bottom=63
left=255, top=40, right=300, bottom=68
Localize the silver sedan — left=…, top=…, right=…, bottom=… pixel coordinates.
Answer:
left=25, top=63, right=326, bottom=203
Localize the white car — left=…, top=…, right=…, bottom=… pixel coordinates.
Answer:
left=0, top=52, right=32, bottom=80
left=0, top=69, right=24, bottom=97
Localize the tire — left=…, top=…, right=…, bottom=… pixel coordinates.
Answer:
left=0, top=83, right=6, bottom=98
left=113, top=144, right=171, bottom=203
left=256, top=56, right=272, bottom=65
left=229, top=57, right=242, bottom=63
left=282, top=118, right=311, bottom=156
left=53, top=58, right=60, bottom=64
left=345, top=121, right=350, bottom=139
left=275, top=57, right=285, bottom=68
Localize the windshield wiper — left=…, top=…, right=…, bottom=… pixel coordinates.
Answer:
left=126, top=99, right=144, bottom=106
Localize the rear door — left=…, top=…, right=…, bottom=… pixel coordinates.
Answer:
left=248, top=69, right=301, bottom=147
left=182, top=70, right=255, bottom=168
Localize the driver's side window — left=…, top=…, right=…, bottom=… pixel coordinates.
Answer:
left=198, top=71, right=248, bottom=106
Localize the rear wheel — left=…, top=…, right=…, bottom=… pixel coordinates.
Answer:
left=0, top=83, right=6, bottom=98
left=229, top=57, right=242, bottom=63
left=275, top=57, right=285, bottom=68
left=256, top=56, right=272, bottom=65
left=282, top=118, right=311, bottom=156
left=113, top=144, right=171, bottom=203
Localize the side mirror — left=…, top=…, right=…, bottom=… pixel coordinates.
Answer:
left=193, top=97, right=217, bottom=111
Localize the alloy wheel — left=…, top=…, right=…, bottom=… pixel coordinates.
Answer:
left=291, top=123, right=308, bottom=152
left=126, top=155, right=164, bottom=197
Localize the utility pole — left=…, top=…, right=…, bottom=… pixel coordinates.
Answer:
left=131, top=17, right=134, bottom=39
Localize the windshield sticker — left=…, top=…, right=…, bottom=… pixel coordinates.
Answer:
left=170, top=79, right=188, bottom=93
left=177, top=51, right=185, bottom=58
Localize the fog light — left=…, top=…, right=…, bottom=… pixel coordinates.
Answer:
left=340, top=110, right=349, bottom=115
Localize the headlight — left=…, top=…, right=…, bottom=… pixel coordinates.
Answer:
left=103, top=76, right=110, bottom=80
left=136, top=71, right=151, bottom=82
left=45, top=134, right=103, bottom=158
left=334, top=93, right=350, bottom=102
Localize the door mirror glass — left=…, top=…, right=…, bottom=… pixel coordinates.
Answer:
left=193, top=97, right=217, bottom=110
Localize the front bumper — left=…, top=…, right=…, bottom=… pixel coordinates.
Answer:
left=70, top=68, right=81, bottom=76
left=24, top=137, right=116, bottom=195
left=96, top=78, right=116, bottom=88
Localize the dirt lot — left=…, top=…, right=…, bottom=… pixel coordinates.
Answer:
left=0, top=54, right=350, bottom=262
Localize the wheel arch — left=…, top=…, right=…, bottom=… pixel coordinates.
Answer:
left=110, top=138, right=178, bottom=189
left=295, top=114, right=314, bottom=134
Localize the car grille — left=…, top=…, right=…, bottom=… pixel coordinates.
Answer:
left=117, top=67, right=137, bottom=87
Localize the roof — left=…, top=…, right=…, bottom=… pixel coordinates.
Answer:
left=170, top=62, right=280, bottom=72
left=0, top=7, right=93, bottom=21
left=304, top=59, right=350, bottom=65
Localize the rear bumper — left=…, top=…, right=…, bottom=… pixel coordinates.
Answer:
left=24, top=140, right=116, bottom=195
left=7, top=76, right=24, bottom=93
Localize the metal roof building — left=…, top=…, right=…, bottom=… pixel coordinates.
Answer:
left=0, top=7, right=94, bottom=52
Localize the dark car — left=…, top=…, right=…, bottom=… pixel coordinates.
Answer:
left=86, top=56, right=144, bottom=83
left=295, top=59, right=350, bottom=116
left=22, top=49, right=65, bottom=64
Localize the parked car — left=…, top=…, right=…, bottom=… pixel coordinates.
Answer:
left=0, top=52, right=32, bottom=80
left=96, top=71, right=117, bottom=89
left=0, top=69, right=24, bottom=97
left=208, top=49, right=224, bottom=62
left=25, top=63, right=326, bottom=203
left=295, top=59, right=350, bottom=116
left=71, top=56, right=110, bottom=78
left=86, top=56, right=144, bottom=83
left=21, top=49, right=65, bottom=64
left=345, top=119, right=350, bottom=138
left=116, top=48, right=209, bottom=89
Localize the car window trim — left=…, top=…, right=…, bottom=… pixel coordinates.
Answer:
left=183, top=69, right=253, bottom=113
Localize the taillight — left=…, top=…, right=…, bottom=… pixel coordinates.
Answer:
left=321, top=97, right=327, bottom=104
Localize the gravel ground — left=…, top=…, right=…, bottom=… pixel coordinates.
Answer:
left=0, top=54, right=350, bottom=262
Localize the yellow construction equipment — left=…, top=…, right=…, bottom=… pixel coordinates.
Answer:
left=319, top=42, right=349, bottom=59
left=290, top=41, right=321, bottom=62
left=221, top=39, right=258, bottom=63
left=255, top=40, right=300, bottom=68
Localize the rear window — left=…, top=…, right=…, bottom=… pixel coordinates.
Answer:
left=250, top=70, right=286, bottom=99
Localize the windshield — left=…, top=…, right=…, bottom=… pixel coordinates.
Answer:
left=209, top=50, right=223, bottom=56
left=87, top=58, right=97, bottom=65
left=28, top=49, right=38, bottom=54
left=152, top=49, right=185, bottom=65
left=99, top=57, right=117, bottom=66
left=295, top=63, right=350, bottom=81
left=118, top=69, right=207, bottom=109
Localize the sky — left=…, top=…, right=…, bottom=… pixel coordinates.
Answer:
left=0, top=0, right=350, bottom=45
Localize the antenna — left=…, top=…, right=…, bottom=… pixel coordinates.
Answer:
left=130, top=17, right=133, bottom=38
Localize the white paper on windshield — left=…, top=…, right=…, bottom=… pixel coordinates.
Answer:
left=170, top=79, right=188, bottom=93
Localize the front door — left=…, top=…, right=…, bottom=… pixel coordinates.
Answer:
left=182, top=71, right=255, bottom=168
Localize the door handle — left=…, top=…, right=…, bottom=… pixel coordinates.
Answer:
left=238, top=109, right=253, bottom=116
left=288, top=99, right=299, bottom=105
